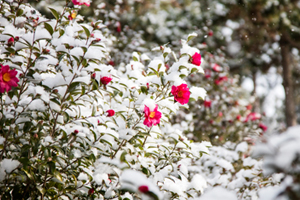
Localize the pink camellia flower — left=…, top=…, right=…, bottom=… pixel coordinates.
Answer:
left=247, top=112, right=261, bottom=121
left=143, top=105, right=161, bottom=127
left=171, top=84, right=190, bottom=105
left=203, top=100, right=212, bottom=108
left=72, top=0, right=90, bottom=6
left=106, top=109, right=115, bottom=117
left=191, top=52, right=201, bottom=66
left=138, top=185, right=149, bottom=193
left=212, top=63, right=222, bottom=72
left=100, top=75, right=112, bottom=85
left=0, top=64, right=19, bottom=93
left=259, top=123, right=268, bottom=132
left=7, top=37, right=14, bottom=46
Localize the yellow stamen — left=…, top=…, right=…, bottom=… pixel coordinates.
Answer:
left=71, top=12, right=77, bottom=19
left=3, top=73, right=11, bottom=82
left=177, top=91, right=183, bottom=97
left=149, top=111, right=155, bottom=118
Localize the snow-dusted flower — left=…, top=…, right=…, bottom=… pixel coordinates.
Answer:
left=259, top=123, right=268, bottom=132
left=0, top=64, right=19, bottom=93
left=106, top=109, right=115, bottom=117
left=7, top=37, right=14, bottom=46
left=171, top=84, right=190, bottom=105
left=143, top=105, right=161, bottom=127
left=191, top=52, right=201, bottom=66
left=212, top=63, right=222, bottom=72
left=247, top=112, right=261, bottom=121
left=72, top=0, right=90, bottom=6
left=100, top=75, right=112, bottom=85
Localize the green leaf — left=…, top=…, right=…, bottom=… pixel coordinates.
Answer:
left=120, top=151, right=127, bottom=162
left=16, top=9, right=24, bottom=17
left=132, top=56, right=138, bottom=61
left=140, top=86, right=148, bottom=94
left=191, top=67, right=198, bottom=73
left=49, top=7, right=59, bottom=20
left=44, top=22, right=54, bottom=35
left=81, top=25, right=90, bottom=38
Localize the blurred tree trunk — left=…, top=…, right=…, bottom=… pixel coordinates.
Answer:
left=280, top=33, right=297, bottom=127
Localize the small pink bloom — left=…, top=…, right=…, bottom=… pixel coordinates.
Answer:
left=208, top=30, right=213, bottom=36
left=259, top=123, right=268, bottom=132
left=247, top=112, right=261, bottom=121
left=7, top=37, right=14, bottom=46
left=72, top=0, right=90, bottom=6
left=165, top=64, right=170, bottom=71
left=74, top=130, right=79, bottom=134
left=218, top=112, right=223, bottom=117
left=171, top=84, right=190, bottom=105
left=116, top=21, right=121, bottom=33
left=138, top=185, right=149, bottom=193
left=146, top=83, right=150, bottom=90
left=246, top=104, right=252, bottom=110
left=100, top=75, right=112, bottom=85
left=106, top=109, right=115, bottom=117
left=0, top=64, right=19, bottom=93
left=91, top=73, right=96, bottom=79
left=143, top=105, right=161, bottom=127
left=212, top=64, right=222, bottom=72
left=203, top=100, right=211, bottom=108
left=191, top=52, right=201, bottom=66
left=236, top=115, right=242, bottom=121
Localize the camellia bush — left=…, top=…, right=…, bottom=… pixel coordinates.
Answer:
left=0, top=1, right=213, bottom=199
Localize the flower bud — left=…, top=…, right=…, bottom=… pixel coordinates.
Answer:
left=106, top=109, right=115, bottom=117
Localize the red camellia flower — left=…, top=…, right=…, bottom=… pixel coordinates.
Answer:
left=143, top=105, right=161, bottom=127
left=88, top=188, right=95, bottom=195
left=259, top=123, right=268, bottom=132
left=138, top=185, right=149, bottom=193
left=171, top=84, right=190, bottom=105
left=191, top=52, right=201, bottom=66
left=0, top=64, right=19, bottom=93
left=100, top=75, right=112, bottom=85
left=72, top=0, right=90, bottom=6
left=106, top=109, right=115, bottom=117
left=203, top=100, right=212, bottom=108
left=7, top=37, right=14, bottom=46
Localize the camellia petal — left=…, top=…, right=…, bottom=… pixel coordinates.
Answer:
left=171, top=84, right=190, bottom=105
left=143, top=105, right=161, bottom=127
left=0, top=64, right=19, bottom=93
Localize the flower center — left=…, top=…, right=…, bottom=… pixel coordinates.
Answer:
left=3, top=73, right=11, bottom=82
left=149, top=111, right=155, bottom=118
left=177, top=91, right=183, bottom=97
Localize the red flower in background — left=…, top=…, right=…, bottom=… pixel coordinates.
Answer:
left=106, top=109, right=115, bottom=117
left=100, top=75, right=112, bottom=85
left=259, top=123, right=268, bottom=132
left=204, top=69, right=211, bottom=79
left=247, top=112, right=261, bottom=121
left=203, top=100, right=212, bottom=108
left=143, top=105, right=161, bottom=127
left=0, top=64, right=19, bottom=93
left=191, top=52, right=201, bottom=66
left=72, top=0, right=90, bottom=6
left=138, top=185, right=149, bottom=193
left=212, top=64, right=222, bottom=72
left=171, top=84, right=190, bottom=105
left=214, top=76, right=228, bottom=85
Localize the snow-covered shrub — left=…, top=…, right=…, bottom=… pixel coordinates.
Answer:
left=0, top=1, right=210, bottom=199
left=253, top=126, right=300, bottom=200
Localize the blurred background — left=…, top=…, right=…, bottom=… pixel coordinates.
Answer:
left=29, top=0, right=300, bottom=138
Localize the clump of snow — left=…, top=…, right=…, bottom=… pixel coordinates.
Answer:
left=1, top=159, right=20, bottom=173
left=198, top=186, right=237, bottom=200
